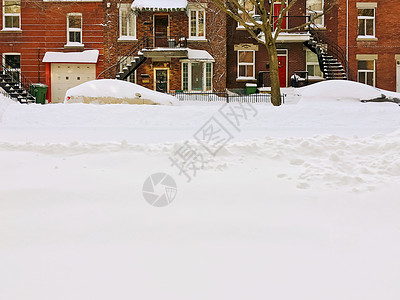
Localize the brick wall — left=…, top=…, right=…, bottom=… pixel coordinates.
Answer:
left=0, top=0, right=104, bottom=84
left=326, top=0, right=400, bottom=91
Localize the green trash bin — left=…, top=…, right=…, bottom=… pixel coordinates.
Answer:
left=246, top=83, right=257, bottom=95
left=30, top=84, right=48, bottom=104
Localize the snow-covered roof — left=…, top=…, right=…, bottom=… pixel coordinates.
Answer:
left=186, top=49, right=214, bottom=62
left=131, top=0, right=188, bottom=11
left=42, top=50, right=99, bottom=63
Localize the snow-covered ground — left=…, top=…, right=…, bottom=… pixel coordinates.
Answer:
left=1, top=81, right=400, bottom=300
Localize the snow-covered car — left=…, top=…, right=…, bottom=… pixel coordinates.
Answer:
left=64, top=79, right=178, bottom=105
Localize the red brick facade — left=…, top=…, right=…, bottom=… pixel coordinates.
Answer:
left=325, top=0, right=400, bottom=91
left=103, top=0, right=227, bottom=92
left=226, top=0, right=310, bottom=92
left=0, top=0, right=104, bottom=85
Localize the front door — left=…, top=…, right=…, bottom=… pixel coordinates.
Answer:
left=155, top=69, right=169, bottom=93
left=278, top=55, right=287, bottom=87
left=273, top=2, right=287, bottom=30
left=154, top=15, right=168, bottom=47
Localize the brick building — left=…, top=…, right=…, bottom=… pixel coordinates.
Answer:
left=0, top=0, right=104, bottom=103
left=227, top=0, right=316, bottom=93
left=102, top=0, right=227, bottom=93
left=324, top=0, right=400, bottom=92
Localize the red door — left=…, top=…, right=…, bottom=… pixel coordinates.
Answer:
left=273, top=3, right=287, bottom=30
left=278, top=55, right=287, bottom=87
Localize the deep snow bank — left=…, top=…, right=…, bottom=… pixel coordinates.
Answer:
left=298, top=80, right=400, bottom=102
left=65, top=79, right=178, bottom=105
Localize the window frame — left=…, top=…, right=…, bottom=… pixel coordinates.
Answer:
left=189, top=8, right=206, bottom=40
left=237, top=50, right=255, bottom=80
left=119, top=4, right=136, bottom=40
left=237, top=0, right=256, bottom=28
left=306, top=50, right=323, bottom=77
left=357, top=59, right=375, bottom=87
left=307, top=0, right=324, bottom=28
left=67, top=13, right=83, bottom=45
left=357, top=8, right=375, bottom=38
left=2, top=0, right=21, bottom=30
left=181, top=61, right=213, bottom=92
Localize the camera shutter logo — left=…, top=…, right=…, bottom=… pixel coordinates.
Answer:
left=142, top=173, right=177, bottom=207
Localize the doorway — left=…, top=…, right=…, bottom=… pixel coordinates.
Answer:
left=277, top=50, right=288, bottom=87
left=154, top=68, right=169, bottom=93
left=154, top=15, right=169, bottom=47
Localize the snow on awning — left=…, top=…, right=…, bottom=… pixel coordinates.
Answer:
left=186, top=49, right=214, bottom=62
left=42, top=50, right=99, bottom=63
left=131, top=0, right=188, bottom=11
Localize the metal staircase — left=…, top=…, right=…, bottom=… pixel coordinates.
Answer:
left=116, top=55, right=147, bottom=80
left=97, top=38, right=149, bottom=81
left=0, top=64, right=36, bottom=104
left=305, top=32, right=350, bottom=81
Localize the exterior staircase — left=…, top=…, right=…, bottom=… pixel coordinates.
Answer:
left=305, top=34, right=349, bottom=81
left=0, top=72, right=35, bottom=104
left=116, top=55, right=147, bottom=80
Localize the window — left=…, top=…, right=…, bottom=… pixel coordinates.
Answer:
left=306, top=50, right=323, bottom=77
left=3, top=0, right=20, bottom=29
left=237, top=50, right=255, bottom=79
left=2, top=53, right=20, bottom=82
left=358, top=60, right=375, bottom=86
left=189, top=9, right=205, bottom=39
left=307, top=0, right=324, bottom=27
left=182, top=62, right=213, bottom=91
left=358, top=8, right=375, bottom=37
left=67, top=13, right=82, bottom=44
left=119, top=4, right=136, bottom=40
left=238, top=0, right=255, bottom=26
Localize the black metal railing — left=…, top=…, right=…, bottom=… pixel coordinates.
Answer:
left=309, top=28, right=352, bottom=80
left=0, top=60, right=33, bottom=92
left=98, top=35, right=188, bottom=80
left=144, top=35, right=188, bottom=49
left=168, top=91, right=285, bottom=104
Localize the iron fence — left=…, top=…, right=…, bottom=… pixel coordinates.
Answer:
left=168, top=91, right=285, bottom=104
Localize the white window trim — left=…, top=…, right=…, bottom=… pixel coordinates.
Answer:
left=188, top=8, right=206, bottom=40
left=118, top=56, right=137, bottom=83
left=357, top=7, right=375, bottom=38
left=66, top=13, right=83, bottom=46
left=237, top=50, right=255, bottom=80
left=2, top=0, right=21, bottom=30
left=181, top=61, right=213, bottom=92
left=307, top=0, right=324, bottom=28
left=306, top=50, right=323, bottom=77
left=118, top=4, right=137, bottom=41
left=357, top=59, right=376, bottom=87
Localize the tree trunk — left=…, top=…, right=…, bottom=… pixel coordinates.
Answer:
left=266, top=42, right=282, bottom=106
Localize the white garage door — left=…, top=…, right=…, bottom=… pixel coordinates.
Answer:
left=51, top=64, right=96, bottom=103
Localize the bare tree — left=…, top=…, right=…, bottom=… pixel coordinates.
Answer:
left=210, top=0, right=335, bottom=106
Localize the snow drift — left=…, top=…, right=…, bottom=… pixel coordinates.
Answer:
left=65, top=79, right=178, bottom=105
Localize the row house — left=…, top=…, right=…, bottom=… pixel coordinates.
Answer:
left=0, top=0, right=104, bottom=103
left=325, top=0, right=400, bottom=92
left=101, top=0, right=226, bottom=94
